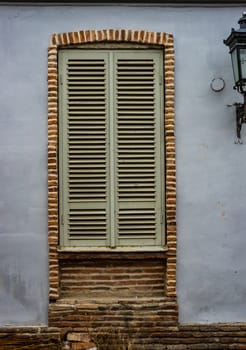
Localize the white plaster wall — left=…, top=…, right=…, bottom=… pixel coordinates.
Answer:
left=0, top=4, right=245, bottom=325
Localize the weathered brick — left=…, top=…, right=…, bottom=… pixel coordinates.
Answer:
left=46, top=29, right=177, bottom=326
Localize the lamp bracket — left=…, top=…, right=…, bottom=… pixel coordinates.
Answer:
left=235, top=102, right=246, bottom=144
left=227, top=102, right=246, bottom=144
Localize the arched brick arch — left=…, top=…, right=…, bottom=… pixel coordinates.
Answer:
left=47, top=29, right=176, bottom=300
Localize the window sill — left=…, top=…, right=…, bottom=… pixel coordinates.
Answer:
left=57, top=246, right=168, bottom=260
left=58, top=246, right=167, bottom=252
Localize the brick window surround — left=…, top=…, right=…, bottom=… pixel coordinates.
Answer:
left=48, top=29, right=176, bottom=301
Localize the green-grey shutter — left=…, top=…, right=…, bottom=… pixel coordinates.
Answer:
left=59, top=49, right=164, bottom=249
left=59, top=50, right=110, bottom=247
left=114, top=51, right=165, bottom=247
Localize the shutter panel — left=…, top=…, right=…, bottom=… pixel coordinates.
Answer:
left=114, top=51, right=164, bottom=246
left=59, top=51, right=110, bottom=247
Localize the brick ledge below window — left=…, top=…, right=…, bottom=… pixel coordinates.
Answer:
left=57, top=249, right=168, bottom=260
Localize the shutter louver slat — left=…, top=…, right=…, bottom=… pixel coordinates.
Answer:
left=69, top=208, right=107, bottom=239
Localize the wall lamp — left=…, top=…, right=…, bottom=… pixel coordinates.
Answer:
left=224, top=12, right=246, bottom=144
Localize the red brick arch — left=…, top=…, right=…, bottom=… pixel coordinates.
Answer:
left=47, top=29, right=176, bottom=300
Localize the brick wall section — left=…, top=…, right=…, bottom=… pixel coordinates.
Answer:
left=49, top=296, right=178, bottom=348
left=164, top=42, right=176, bottom=299
left=59, top=257, right=166, bottom=299
left=48, top=309, right=246, bottom=350
left=47, top=28, right=176, bottom=301
left=48, top=44, right=59, bottom=300
left=2, top=324, right=246, bottom=349
left=165, top=324, right=246, bottom=350
left=0, top=327, right=61, bottom=350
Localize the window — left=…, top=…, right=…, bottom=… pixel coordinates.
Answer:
left=58, top=48, right=165, bottom=249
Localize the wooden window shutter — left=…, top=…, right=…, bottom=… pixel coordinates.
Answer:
left=59, top=49, right=164, bottom=249
left=114, top=51, right=165, bottom=247
left=59, top=50, right=110, bottom=247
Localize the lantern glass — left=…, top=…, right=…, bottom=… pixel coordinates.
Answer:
left=239, top=48, right=246, bottom=79
left=231, top=48, right=239, bottom=84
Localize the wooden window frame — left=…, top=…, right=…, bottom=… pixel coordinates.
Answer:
left=48, top=29, right=176, bottom=300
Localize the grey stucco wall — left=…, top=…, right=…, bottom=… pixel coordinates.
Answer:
left=0, top=4, right=246, bottom=325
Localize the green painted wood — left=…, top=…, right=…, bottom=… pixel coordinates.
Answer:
left=59, top=49, right=165, bottom=249
left=59, top=50, right=110, bottom=247
left=114, top=50, right=165, bottom=246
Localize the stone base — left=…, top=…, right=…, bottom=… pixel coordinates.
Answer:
left=1, top=323, right=246, bottom=349
left=64, top=324, right=246, bottom=350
